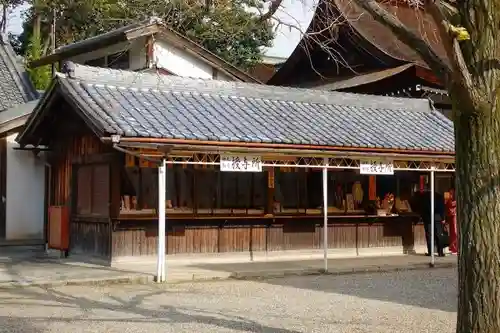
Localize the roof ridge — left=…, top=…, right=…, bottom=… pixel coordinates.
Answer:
left=60, top=61, right=435, bottom=113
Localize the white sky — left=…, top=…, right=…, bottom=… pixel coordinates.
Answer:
left=6, top=0, right=317, bottom=59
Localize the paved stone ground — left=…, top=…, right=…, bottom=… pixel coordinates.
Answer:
left=0, top=267, right=456, bottom=333
left=0, top=245, right=457, bottom=287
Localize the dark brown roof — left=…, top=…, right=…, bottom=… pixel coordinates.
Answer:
left=333, top=0, right=448, bottom=67
left=29, top=18, right=260, bottom=84
left=268, top=1, right=448, bottom=86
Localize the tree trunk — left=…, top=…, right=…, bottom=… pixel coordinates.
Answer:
left=454, top=92, right=500, bottom=332
left=33, top=13, right=41, bottom=42
left=1, top=6, right=7, bottom=34
left=346, top=0, right=500, bottom=331
left=32, top=0, right=42, bottom=42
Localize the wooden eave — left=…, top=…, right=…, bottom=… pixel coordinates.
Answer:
left=306, top=63, right=445, bottom=92
left=304, top=63, right=414, bottom=91
left=103, top=136, right=455, bottom=158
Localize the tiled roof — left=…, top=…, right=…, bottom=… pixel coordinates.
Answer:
left=31, top=62, right=455, bottom=152
left=0, top=36, right=38, bottom=111
left=0, top=99, right=39, bottom=134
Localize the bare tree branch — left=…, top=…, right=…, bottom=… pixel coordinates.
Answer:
left=426, top=0, right=474, bottom=95
left=260, top=0, right=285, bottom=21
left=350, top=0, right=451, bottom=84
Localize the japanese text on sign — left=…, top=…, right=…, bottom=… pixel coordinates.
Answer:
left=220, top=155, right=262, bottom=172
left=360, top=160, right=394, bottom=175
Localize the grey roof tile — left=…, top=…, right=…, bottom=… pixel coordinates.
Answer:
left=0, top=37, right=38, bottom=111
left=53, top=63, right=454, bottom=152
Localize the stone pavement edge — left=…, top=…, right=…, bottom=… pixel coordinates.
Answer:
left=0, top=248, right=457, bottom=289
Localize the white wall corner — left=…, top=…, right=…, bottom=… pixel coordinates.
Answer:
left=5, top=133, right=45, bottom=241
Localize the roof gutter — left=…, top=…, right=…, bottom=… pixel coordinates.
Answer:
left=100, top=136, right=455, bottom=158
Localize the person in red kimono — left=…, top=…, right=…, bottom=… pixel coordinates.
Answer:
left=445, top=187, right=458, bottom=254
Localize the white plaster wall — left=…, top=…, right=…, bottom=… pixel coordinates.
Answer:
left=153, top=40, right=212, bottom=78
left=5, top=134, right=45, bottom=240
left=153, top=40, right=232, bottom=80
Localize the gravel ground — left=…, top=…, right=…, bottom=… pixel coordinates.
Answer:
left=0, top=267, right=457, bottom=333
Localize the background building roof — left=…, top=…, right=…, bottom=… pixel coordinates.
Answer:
left=0, top=34, right=38, bottom=111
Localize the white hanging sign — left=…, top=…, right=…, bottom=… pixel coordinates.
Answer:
left=220, top=155, right=262, bottom=172
left=360, top=159, right=394, bottom=175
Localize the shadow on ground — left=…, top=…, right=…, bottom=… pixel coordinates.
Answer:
left=0, top=248, right=151, bottom=286
left=261, top=267, right=457, bottom=312
left=0, top=284, right=302, bottom=333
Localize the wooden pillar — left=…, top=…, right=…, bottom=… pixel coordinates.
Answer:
left=368, top=175, right=377, bottom=201
left=267, top=167, right=275, bottom=214
left=109, top=156, right=122, bottom=218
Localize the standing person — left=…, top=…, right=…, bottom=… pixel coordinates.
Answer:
left=446, top=187, right=458, bottom=254
left=411, top=190, right=446, bottom=257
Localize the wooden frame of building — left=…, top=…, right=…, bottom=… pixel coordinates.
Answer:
left=17, top=62, right=455, bottom=265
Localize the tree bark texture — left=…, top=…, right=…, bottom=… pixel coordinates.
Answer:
left=348, top=0, right=500, bottom=331
left=453, top=94, right=500, bottom=333
left=452, top=0, right=500, bottom=328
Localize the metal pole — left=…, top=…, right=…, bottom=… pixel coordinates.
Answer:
left=323, top=157, right=328, bottom=272
left=157, top=158, right=167, bottom=282
left=430, top=168, right=435, bottom=267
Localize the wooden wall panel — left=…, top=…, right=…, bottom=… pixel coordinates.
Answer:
left=356, top=224, right=371, bottom=248
left=92, top=164, right=110, bottom=216
left=111, top=217, right=420, bottom=259
left=414, top=223, right=426, bottom=246
left=51, top=135, right=107, bottom=207
left=167, top=226, right=186, bottom=254
left=76, top=165, right=92, bottom=214
left=70, top=220, right=111, bottom=258
left=113, top=229, right=155, bottom=257
left=219, top=226, right=250, bottom=252
left=328, top=224, right=357, bottom=248
left=185, top=227, right=218, bottom=253
left=251, top=225, right=267, bottom=251
left=367, top=223, right=403, bottom=248
left=267, top=224, right=284, bottom=251
left=282, top=223, right=318, bottom=250
left=50, top=134, right=115, bottom=259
